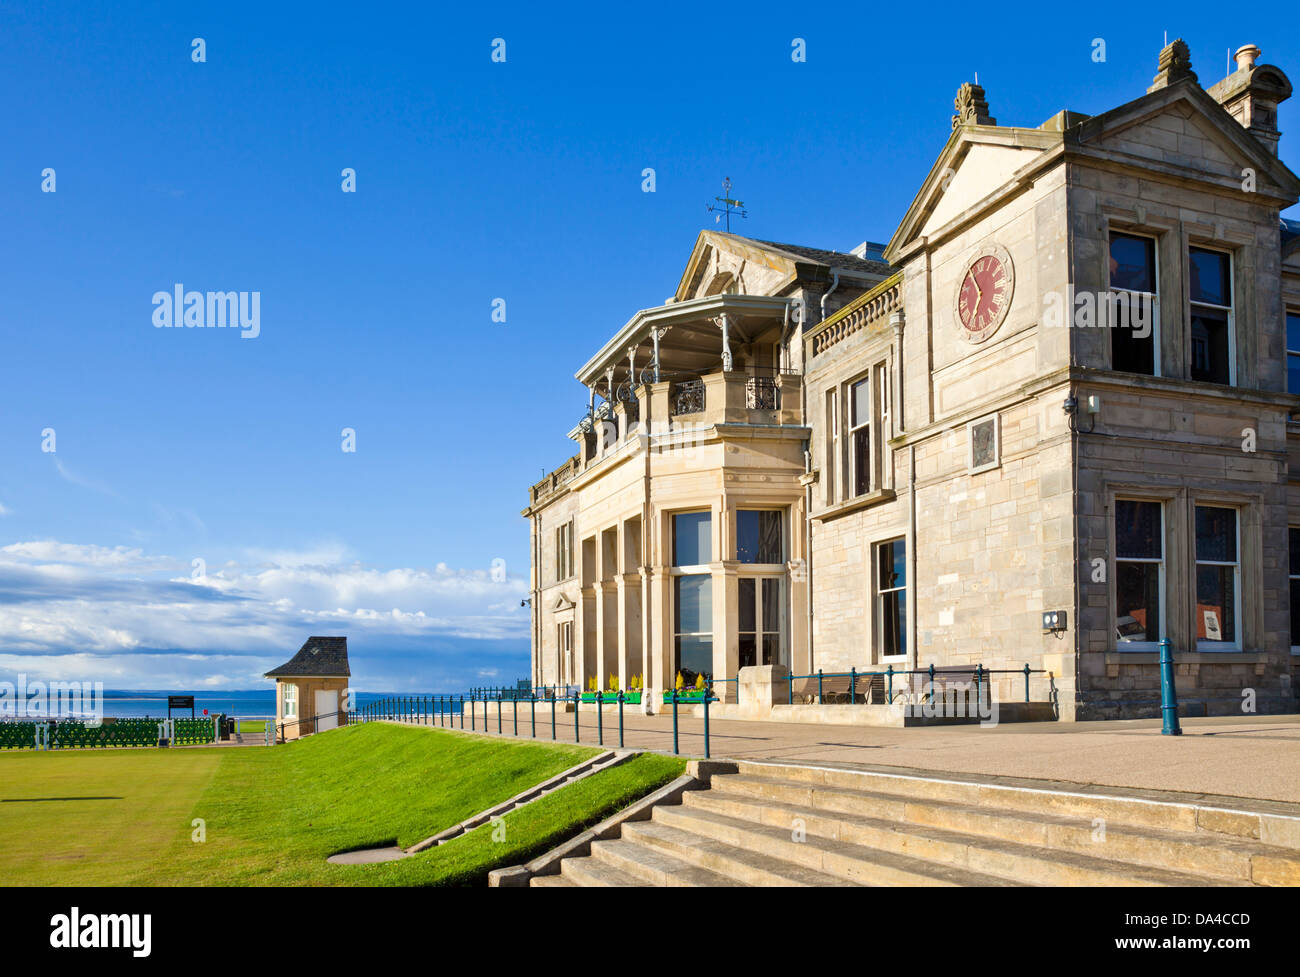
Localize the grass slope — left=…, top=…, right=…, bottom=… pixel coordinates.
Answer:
left=164, top=724, right=685, bottom=885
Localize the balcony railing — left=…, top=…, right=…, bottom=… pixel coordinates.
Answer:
left=671, top=379, right=705, bottom=416
left=745, top=376, right=778, bottom=410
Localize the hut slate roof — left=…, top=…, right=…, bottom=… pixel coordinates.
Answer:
left=265, top=636, right=351, bottom=678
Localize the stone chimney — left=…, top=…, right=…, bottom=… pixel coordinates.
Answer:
left=1147, top=38, right=1198, bottom=93
left=1206, top=44, right=1293, bottom=156
left=951, top=82, right=996, bottom=129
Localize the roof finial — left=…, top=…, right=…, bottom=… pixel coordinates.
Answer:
left=1148, top=37, right=1198, bottom=92
left=952, top=81, right=996, bottom=129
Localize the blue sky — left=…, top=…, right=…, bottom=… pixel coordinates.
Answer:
left=1, top=1, right=1297, bottom=691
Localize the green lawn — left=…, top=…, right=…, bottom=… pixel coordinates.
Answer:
left=0, top=723, right=685, bottom=886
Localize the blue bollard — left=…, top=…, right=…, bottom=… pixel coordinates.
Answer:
left=596, top=691, right=604, bottom=746
left=672, top=689, right=679, bottom=755
left=617, top=691, right=624, bottom=749
left=703, top=687, right=712, bottom=759
left=1159, top=637, right=1182, bottom=736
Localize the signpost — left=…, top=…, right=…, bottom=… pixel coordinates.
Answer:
left=167, top=695, right=195, bottom=720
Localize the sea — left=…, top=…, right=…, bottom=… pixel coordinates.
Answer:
left=88, top=690, right=394, bottom=719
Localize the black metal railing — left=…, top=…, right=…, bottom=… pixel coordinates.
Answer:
left=670, top=379, right=705, bottom=416
left=745, top=376, right=778, bottom=410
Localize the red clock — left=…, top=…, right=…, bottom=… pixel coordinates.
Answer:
left=955, top=243, right=1014, bottom=343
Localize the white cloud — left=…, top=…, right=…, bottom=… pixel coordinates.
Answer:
left=0, top=539, right=530, bottom=687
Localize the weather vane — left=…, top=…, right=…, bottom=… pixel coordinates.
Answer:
left=707, top=177, right=747, bottom=233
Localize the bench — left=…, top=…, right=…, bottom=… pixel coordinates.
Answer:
left=894, top=667, right=990, bottom=709
left=790, top=673, right=889, bottom=705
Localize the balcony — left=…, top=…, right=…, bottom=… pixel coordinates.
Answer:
left=656, top=370, right=802, bottom=427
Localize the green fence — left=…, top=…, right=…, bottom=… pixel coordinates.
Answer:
left=0, top=716, right=219, bottom=750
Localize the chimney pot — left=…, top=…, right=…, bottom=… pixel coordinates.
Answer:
left=1235, top=44, right=1261, bottom=72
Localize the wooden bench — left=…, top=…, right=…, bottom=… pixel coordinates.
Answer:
left=790, top=673, right=889, bottom=705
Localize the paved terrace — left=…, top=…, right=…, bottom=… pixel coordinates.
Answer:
left=382, top=711, right=1300, bottom=806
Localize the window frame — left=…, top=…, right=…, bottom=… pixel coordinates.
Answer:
left=848, top=375, right=872, bottom=497
left=554, top=519, right=574, bottom=582
left=737, top=574, right=786, bottom=669
left=874, top=537, right=908, bottom=662
left=1188, top=245, right=1236, bottom=387
left=1107, top=229, right=1162, bottom=377
left=1113, top=498, right=1166, bottom=652
left=1286, top=310, right=1300, bottom=394
left=282, top=683, right=298, bottom=719
left=735, top=508, right=785, bottom=566
left=671, top=509, right=712, bottom=570
left=1290, top=526, right=1300, bottom=655
left=1194, top=503, right=1242, bottom=651
left=824, top=388, right=838, bottom=506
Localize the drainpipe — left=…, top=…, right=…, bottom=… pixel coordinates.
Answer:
left=819, top=271, right=840, bottom=323
left=908, top=442, right=918, bottom=670
left=804, top=446, right=814, bottom=675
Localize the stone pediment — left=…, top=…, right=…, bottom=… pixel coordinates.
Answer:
left=552, top=594, right=576, bottom=613
left=1068, top=80, right=1300, bottom=204
left=675, top=230, right=891, bottom=302
left=885, top=126, right=1059, bottom=263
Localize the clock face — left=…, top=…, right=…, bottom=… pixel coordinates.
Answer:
left=955, top=245, right=1014, bottom=343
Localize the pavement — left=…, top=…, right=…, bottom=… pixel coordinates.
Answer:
left=387, top=709, right=1300, bottom=805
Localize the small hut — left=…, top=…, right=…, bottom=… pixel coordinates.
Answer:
left=265, top=636, right=351, bottom=740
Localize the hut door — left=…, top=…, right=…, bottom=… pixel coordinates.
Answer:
left=315, top=690, right=339, bottom=731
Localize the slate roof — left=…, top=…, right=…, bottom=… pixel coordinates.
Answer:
left=722, top=233, right=894, bottom=277
left=1283, top=217, right=1300, bottom=252
left=265, top=636, right=351, bottom=678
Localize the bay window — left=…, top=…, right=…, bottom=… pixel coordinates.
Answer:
left=672, top=511, right=712, bottom=685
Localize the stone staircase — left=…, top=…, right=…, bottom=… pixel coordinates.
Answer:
left=531, top=760, right=1300, bottom=886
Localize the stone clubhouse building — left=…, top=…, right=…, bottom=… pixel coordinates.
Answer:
left=522, top=40, right=1300, bottom=721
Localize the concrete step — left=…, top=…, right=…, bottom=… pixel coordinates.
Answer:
left=733, top=761, right=1300, bottom=848
left=558, top=853, right=647, bottom=887
left=650, top=804, right=1023, bottom=886
left=587, top=837, right=745, bottom=887
left=621, top=819, right=859, bottom=886
left=529, top=874, right=577, bottom=887
left=684, top=787, right=1240, bottom=887
left=710, top=773, right=1298, bottom=884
